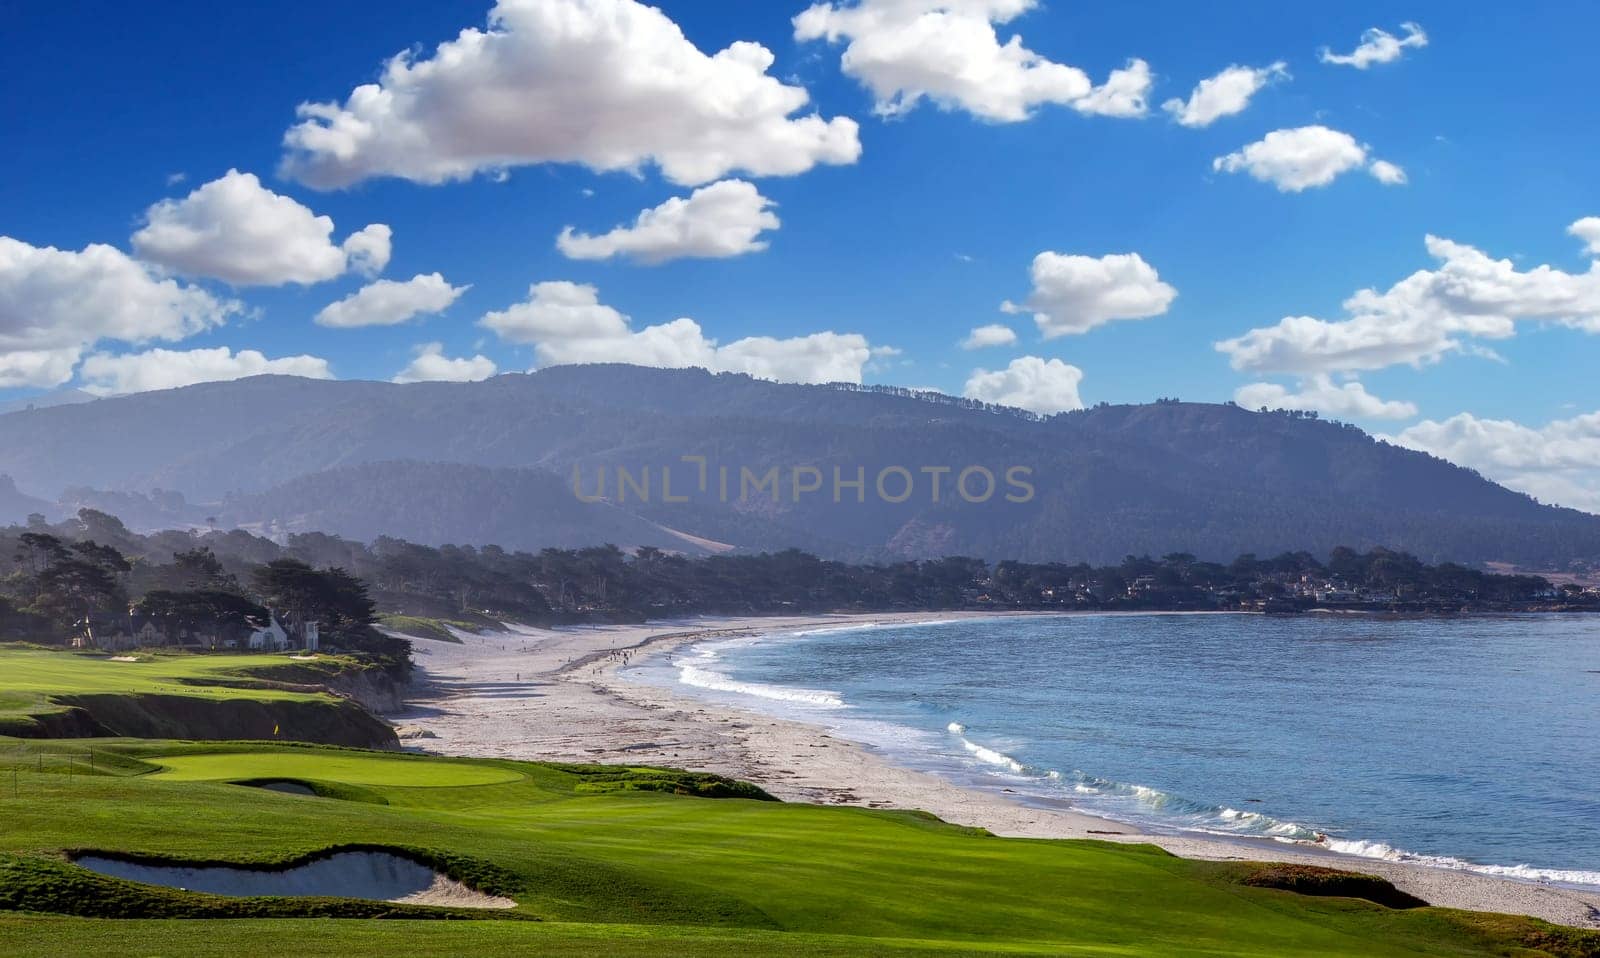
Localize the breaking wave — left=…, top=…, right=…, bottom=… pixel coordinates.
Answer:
left=943, top=723, right=1600, bottom=889
left=674, top=639, right=844, bottom=709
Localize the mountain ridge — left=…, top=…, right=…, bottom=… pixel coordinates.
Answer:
left=0, top=366, right=1593, bottom=567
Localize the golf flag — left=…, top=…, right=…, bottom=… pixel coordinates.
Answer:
left=273, top=724, right=280, bottom=737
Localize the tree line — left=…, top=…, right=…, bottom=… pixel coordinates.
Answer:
left=2, top=510, right=1585, bottom=669
left=0, top=510, right=407, bottom=674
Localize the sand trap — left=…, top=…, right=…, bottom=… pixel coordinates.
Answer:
left=108, top=656, right=141, bottom=662
left=250, top=781, right=318, bottom=796
left=73, top=850, right=516, bottom=909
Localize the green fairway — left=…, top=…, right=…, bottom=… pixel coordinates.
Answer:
left=148, top=750, right=526, bottom=787
left=0, top=647, right=396, bottom=747
left=0, top=648, right=324, bottom=712
left=0, top=740, right=1594, bottom=957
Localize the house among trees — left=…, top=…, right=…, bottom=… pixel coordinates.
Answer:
left=76, top=606, right=320, bottom=653
left=245, top=616, right=319, bottom=652
left=79, top=611, right=167, bottom=652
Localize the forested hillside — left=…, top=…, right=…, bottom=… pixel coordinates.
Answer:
left=0, top=366, right=1595, bottom=568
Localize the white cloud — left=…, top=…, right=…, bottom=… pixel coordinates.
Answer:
left=0, top=236, right=238, bottom=388
left=315, top=273, right=468, bottom=328
left=1321, top=22, right=1428, bottom=70
left=1212, top=126, right=1400, bottom=192
left=961, top=323, right=1018, bottom=349
left=480, top=280, right=875, bottom=383
left=1002, top=251, right=1176, bottom=338
left=1368, top=159, right=1408, bottom=185
left=1235, top=375, right=1418, bottom=420
left=557, top=179, right=779, bottom=264
left=0, top=348, right=82, bottom=390
left=280, top=0, right=860, bottom=189
left=392, top=343, right=498, bottom=384
left=131, top=170, right=390, bottom=286
left=1216, top=221, right=1600, bottom=374
left=962, top=355, right=1083, bottom=415
left=715, top=331, right=876, bottom=384
left=78, top=347, right=333, bottom=396
left=1162, top=62, right=1287, bottom=128
left=793, top=1, right=1150, bottom=122
left=480, top=280, right=631, bottom=344
left=341, top=225, right=394, bottom=276
left=1570, top=216, right=1600, bottom=256
left=1387, top=410, right=1600, bottom=514
left=1073, top=59, right=1154, bottom=119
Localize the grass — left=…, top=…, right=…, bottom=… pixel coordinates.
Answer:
left=0, top=739, right=1595, bottom=956
left=0, top=648, right=326, bottom=714
left=147, top=751, right=526, bottom=787
left=0, top=647, right=395, bottom=747
left=377, top=615, right=479, bottom=643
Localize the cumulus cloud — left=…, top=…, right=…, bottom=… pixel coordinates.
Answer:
left=1368, top=159, right=1408, bottom=185
left=0, top=236, right=238, bottom=388
left=962, top=355, right=1084, bottom=415
left=557, top=179, right=779, bottom=264
left=1073, top=59, right=1155, bottom=119
left=1212, top=126, right=1402, bottom=192
left=1216, top=220, right=1600, bottom=375
left=0, top=348, right=82, bottom=390
left=1162, top=62, right=1287, bottom=128
left=77, top=347, right=333, bottom=396
left=961, top=323, right=1018, bottom=349
left=315, top=273, right=468, bottom=328
left=1321, top=22, right=1428, bottom=69
left=1235, top=375, right=1418, bottom=420
left=793, top=1, right=1150, bottom=122
left=131, top=170, right=390, bottom=286
left=280, top=0, right=860, bottom=189
left=480, top=280, right=875, bottom=383
left=1387, top=410, right=1600, bottom=514
left=1570, top=217, right=1600, bottom=256
left=392, top=342, right=499, bottom=384
left=1002, top=251, right=1176, bottom=338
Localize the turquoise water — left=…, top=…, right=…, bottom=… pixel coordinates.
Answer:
left=631, top=613, right=1600, bottom=886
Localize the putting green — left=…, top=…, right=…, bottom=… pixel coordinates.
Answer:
left=149, top=752, right=524, bottom=787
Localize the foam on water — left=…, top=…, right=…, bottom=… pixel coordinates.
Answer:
left=943, top=723, right=1600, bottom=889
left=674, top=638, right=845, bottom=709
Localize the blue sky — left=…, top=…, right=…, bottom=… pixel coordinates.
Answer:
left=2, top=1, right=1598, bottom=509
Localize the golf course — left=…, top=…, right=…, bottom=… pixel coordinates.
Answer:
left=1, top=648, right=1597, bottom=956
left=0, top=647, right=397, bottom=748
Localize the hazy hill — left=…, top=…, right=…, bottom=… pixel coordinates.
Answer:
left=0, top=365, right=1594, bottom=566
left=0, top=475, right=55, bottom=524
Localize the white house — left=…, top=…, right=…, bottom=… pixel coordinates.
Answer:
left=246, top=616, right=320, bottom=652
left=247, top=616, right=290, bottom=651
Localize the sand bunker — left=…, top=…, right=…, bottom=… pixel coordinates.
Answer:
left=250, top=780, right=318, bottom=796
left=73, top=850, right=516, bottom=909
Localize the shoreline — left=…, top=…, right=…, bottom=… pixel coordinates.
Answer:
left=393, top=611, right=1600, bottom=929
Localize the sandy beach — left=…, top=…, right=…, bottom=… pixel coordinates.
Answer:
left=392, top=612, right=1600, bottom=929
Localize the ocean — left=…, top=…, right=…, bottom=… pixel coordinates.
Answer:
left=627, top=612, right=1600, bottom=887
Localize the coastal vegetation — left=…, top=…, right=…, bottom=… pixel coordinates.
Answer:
left=0, top=510, right=410, bottom=675
left=1, top=510, right=1589, bottom=661
left=0, top=738, right=1595, bottom=956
